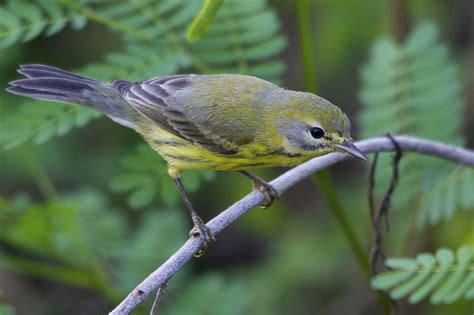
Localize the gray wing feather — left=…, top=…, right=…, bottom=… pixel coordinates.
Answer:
left=114, top=76, right=237, bottom=155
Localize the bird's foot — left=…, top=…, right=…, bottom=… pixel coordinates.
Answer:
left=189, top=216, right=215, bottom=257
left=251, top=177, right=280, bottom=208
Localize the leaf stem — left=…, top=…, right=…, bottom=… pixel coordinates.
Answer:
left=186, top=0, right=224, bottom=42
left=295, top=0, right=371, bottom=278
left=296, top=1, right=392, bottom=312
left=311, top=173, right=393, bottom=314
left=18, top=147, right=58, bottom=202
left=311, top=173, right=370, bottom=276
left=296, top=0, right=317, bottom=92
left=78, top=6, right=153, bottom=42
left=0, top=253, right=118, bottom=302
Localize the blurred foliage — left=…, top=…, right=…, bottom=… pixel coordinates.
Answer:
left=359, top=22, right=471, bottom=225
left=0, top=290, right=14, bottom=315
left=0, top=0, right=86, bottom=48
left=359, top=21, right=473, bottom=306
left=110, top=144, right=215, bottom=209
left=163, top=274, right=250, bottom=315
left=0, top=0, right=472, bottom=315
left=0, top=0, right=288, bottom=313
left=419, top=166, right=474, bottom=226
left=372, top=246, right=474, bottom=305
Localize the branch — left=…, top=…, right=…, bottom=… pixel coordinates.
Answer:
left=110, top=135, right=474, bottom=315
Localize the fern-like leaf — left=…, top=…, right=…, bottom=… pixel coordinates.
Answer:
left=86, top=0, right=201, bottom=43
left=90, top=0, right=287, bottom=81
left=163, top=273, right=250, bottom=315
left=371, top=246, right=474, bottom=304
left=0, top=190, right=130, bottom=299
left=0, top=0, right=86, bottom=48
left=83, top=46, right=191, bottom=82
left=61, top=189, right=129, bottom=262
left=358, top=22, right=465, bottom=223
left=110, top=144, right=215, bottom=209
left=190, top=0, right=287, bottom=81
left=117, top=209, right=187, bottom=293
left=418, top=166, right=474, bottom=227
left=0, top=101, right=101, bottom=150
left=0, top=190, right=127, bottom=266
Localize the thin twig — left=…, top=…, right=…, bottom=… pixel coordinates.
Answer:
left=368, top=152, right=379, bottom=222
left=382, top=134, right=402, bottom=231
left=150, top=283, right=167, bottom=315
left=370, top=134, right=403, bottom=275
left=369, top=134, right=403, bottom=314
left=110, top=135, right=474, bottom=315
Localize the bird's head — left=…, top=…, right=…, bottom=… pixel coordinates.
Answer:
left=273, top=91, right=367, bottom=161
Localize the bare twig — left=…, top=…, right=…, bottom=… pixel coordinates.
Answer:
left=368, top=135, right=403, bottom=313
left=110, top=135, right=474, bottom=315
left=370, top=134, right=403, bottom=275
left=368, top=152, right=379, bottom=222
left=150, top=283, right=167, bottom=315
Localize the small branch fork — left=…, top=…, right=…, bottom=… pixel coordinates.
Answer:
left=369, top=134, right=403, bottom=275
left=149, top=283, right=167, bottom=315
left=368, top=134, right=403, bottom=311
left=110, top=135, right=474, bottom=315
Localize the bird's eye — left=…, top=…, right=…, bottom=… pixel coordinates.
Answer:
left=309, top=127, right=325, bottom=139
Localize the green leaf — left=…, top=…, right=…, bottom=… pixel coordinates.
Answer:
left=128, top=179, right=157, bottom=209
left=358, top=22, right=465, bottom=225
left=418, top=167, right=474, bottom=227
left=117, top=209, right=187, bottom=293
left=0, top=189, right=128, bottom=267
left=90, top=0, right=286, bottom=80
left=0, top=7, right=21, bottom=48
left=371, top=270, right=414, bottom=289
left=385, top=258, right=418, bottom=271
left=1, top=102, right=101, bottom=150
left=0, top=1, right=84, bottom=48
left=163, top=273, right=250, bottom=315
left=431, top=248, right=470, bottom=304
left=110, top=144, right=216, bottom=209
left=409, top=252, right=451, bottom=304
left=371, top=246, right=474, bottom=305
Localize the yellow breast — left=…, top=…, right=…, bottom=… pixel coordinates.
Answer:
left=138, top=125, right=313, bottom=177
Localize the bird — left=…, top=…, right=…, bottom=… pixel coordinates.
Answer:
left=7, top=64, right=367, bottom=256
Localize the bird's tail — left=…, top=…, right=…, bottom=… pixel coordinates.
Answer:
left=7, top=64, right=135, bottom=129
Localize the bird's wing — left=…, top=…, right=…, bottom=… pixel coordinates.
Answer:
left=114, top=75, right=239, bottom=155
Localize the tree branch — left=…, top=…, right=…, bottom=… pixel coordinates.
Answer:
left=110, top=135, right=474, bottom=315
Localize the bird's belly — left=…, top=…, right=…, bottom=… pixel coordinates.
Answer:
left=141, top=127, right=312, bottom=174
left=164, top=151, right=309, bottom=172
left=161, top=145, right=312, bottom=173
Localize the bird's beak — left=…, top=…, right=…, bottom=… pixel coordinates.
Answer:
left=335, top=140, right=368, bottom=161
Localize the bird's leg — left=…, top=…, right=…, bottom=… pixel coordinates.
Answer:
left=174, top=177, right=215, bottom=257
left=239, top=170, right=280, bottom=208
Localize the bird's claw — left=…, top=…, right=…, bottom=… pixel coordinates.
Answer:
left=189, top=217, right=215, bottom=257
left=253, top=179, right=280, bottom=208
